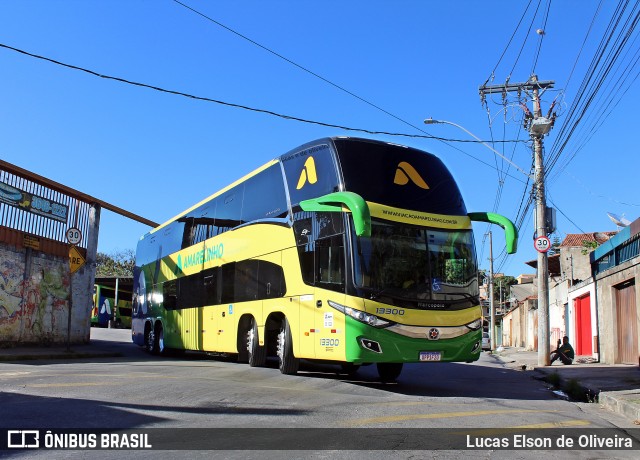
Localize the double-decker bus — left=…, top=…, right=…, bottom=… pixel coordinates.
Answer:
left=91, top=277, right=133, bottom=328
left=131, top=137, right=517, bottom=381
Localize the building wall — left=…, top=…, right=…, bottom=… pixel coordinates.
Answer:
left=0, top=242, right=90, bottom=345
left=502, top=302, right=531, bottom=348
left=561, top=247, right=592, bottom=284
left=595, top=255, right=640, bottom=364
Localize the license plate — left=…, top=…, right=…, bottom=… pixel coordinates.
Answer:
left=419, top=351, right=441, bottom=362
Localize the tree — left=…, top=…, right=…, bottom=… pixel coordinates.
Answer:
left=96, top=249, right=135, bottom=277
left=548, top=235, right=561, bottom=256
left=493, top=275, right=517, bottom=302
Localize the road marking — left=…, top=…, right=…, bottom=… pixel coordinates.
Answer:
left=513, top=420, right=591, bottom=429
left=344, top=409, right=560, bottom=426
left=0, top=371, right=32, bottom=378
left=27, top=382, right=120, bottom=388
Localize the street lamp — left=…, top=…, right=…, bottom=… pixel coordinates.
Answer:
left=423, top=118, right=533, bottom=179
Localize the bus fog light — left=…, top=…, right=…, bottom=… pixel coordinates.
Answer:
left=359, top=338, right=382, bottom=353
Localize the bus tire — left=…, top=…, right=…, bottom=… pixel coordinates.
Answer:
left=340, top=363, right=361, bottom=376
left=146, top=322, right=164, bottom=355
left=247, top=319, right=266, bottom=367
left=377, top=362, right=403, bottom=382
left=277, top=318, right=299, bottom=375
left=155, top=324, right=165, bottom=355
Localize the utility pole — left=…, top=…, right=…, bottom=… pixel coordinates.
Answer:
left=488, top=231, right=495, bottom=351
left=479, top=75, right=555, bottom=366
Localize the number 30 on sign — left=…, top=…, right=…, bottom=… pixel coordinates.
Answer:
left=534, top=235, right=551, bottom=253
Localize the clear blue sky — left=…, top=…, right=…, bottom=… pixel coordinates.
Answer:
left=1, top=1, right=638, bottom=277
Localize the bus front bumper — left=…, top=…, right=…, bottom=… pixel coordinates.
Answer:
left=345, top=317, right=482, bottom=364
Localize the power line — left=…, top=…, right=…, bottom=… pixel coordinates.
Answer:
left=172, top=0, right=429, bottom=135
left=0, top=42, right=529, bottom=147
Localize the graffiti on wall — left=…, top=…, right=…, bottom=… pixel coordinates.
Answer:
left=0, top=247, right=70, bottom=343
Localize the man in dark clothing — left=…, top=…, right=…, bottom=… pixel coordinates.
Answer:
left=550, top=336, right=575, bottom=365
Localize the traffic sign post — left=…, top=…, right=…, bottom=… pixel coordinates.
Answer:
left=534, top=235, right=551, bottom=253
left=69, top=245, right=86, bottom=274
left=66, top=227, right=82, bottom=246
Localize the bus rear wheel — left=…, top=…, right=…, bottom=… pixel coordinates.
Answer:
left=277, top=318, right=299, bottom=375
left=247, top=319, right=266, bottom=367
left=377, top=363, right=403, bottom=382
left=146, top=323, right=164, bottom=355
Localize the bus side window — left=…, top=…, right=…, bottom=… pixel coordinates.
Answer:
left=220, top=263, right=236, bottom=304
left=258, top=260, right=286, bottom=298
left=316, top=235, right=345, bottom=292
left=203, top=268, right=220, bottom=305
left=234, top=260, right=260, bottom=302
left=179, top=273, right=202, bottom=309
left=293, top=216, right=315, bottom=285
left=163, top=280, right=177, bottom=310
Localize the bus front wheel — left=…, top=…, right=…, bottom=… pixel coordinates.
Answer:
left=247, top=319, right=266, bottom=367
left=277, top=318, right=299, bottom=375
left=377, top=363, right=403, bottom=382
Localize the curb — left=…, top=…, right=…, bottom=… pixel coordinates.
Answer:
left=600, top=390, right=640, bottom=423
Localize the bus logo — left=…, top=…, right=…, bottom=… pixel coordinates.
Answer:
left=393, top=162, right=429, bottom=189
left=428, top=328, right=440, bottom=340
left=296, top=157, right=318, bottom=189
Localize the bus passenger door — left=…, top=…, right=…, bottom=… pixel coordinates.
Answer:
left=201, top=269, right=220, bottom=352
left=313, top=233, right=348, bottom=361
left=314, top=289, right=346, bottom=361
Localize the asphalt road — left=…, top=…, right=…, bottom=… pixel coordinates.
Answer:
left=1, top=328, right=638, bottom=459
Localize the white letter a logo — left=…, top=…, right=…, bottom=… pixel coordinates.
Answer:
left=296, top=157, right=318, bottom=189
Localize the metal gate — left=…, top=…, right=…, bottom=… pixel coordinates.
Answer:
left=615, top=279, right=638, bottom=365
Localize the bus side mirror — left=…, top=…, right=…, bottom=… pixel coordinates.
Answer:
left=300, top=192, right=371, bottom=238
left=468, top=212, right=518, bottom=254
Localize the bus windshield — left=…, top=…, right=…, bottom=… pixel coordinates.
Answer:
left=353, top=219, right=478, bottom=304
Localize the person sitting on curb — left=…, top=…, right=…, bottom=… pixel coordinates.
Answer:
left=550, top=336, right=575, bottom=365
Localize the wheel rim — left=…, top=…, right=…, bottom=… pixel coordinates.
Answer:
left=276, top=327, right=285, bottom=365
left=157, top=329, right=164, bottom=353
left=247, top=325, right=255, bottom=354
left=148, top=329, right=155, bottom=351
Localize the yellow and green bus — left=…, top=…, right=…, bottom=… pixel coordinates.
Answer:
left=131, top=137, right=517, bottom=381
left=91, top=277, right=133, bottom=328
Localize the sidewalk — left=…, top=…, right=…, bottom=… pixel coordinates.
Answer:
left=492, top=346, right=640, bottom=424
left=0, top=327, right=130, bottom=361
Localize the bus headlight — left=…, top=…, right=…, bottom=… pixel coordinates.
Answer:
left=465, top=319, right=483, bottom=331
left=327, top=300, right=394, bottom=328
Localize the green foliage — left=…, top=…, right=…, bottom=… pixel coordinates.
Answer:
left=96, top=249, right=135, bottom=277
left=493, top=275, right=517, bottom=301
left=581, top=240, right=599, bottom=255
left=548, top=235, right=561, bottom=256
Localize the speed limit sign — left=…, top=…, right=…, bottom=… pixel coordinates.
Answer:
left=534, top=235, right=551, bottom=253
left=66, top=227, right=82, bottom=245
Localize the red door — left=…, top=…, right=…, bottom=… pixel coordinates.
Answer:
left=574, top=295, right=592, bottom=355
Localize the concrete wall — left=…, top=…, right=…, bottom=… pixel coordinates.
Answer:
left=502, top=302, right=531, bottom=348
left=0, top=242, right=90, bottom=345
left=595, top=255, right=640, bottom=364
left=560, top=247, right=593, bottom=284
